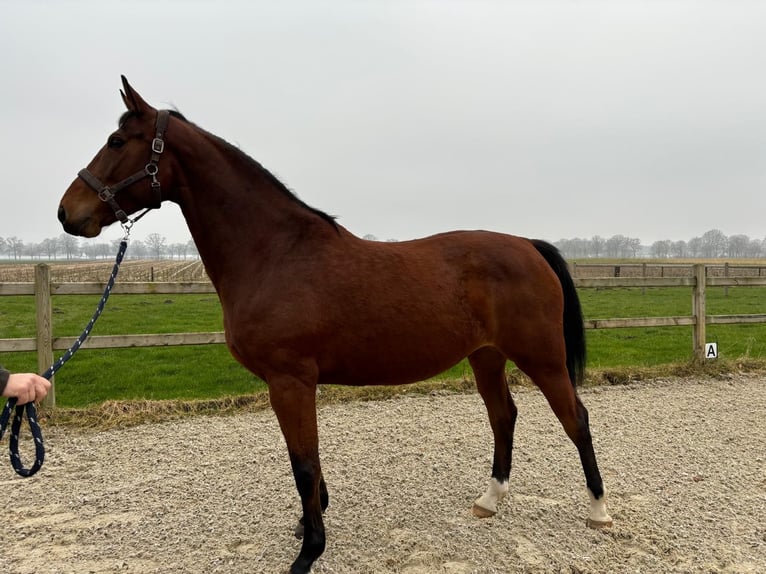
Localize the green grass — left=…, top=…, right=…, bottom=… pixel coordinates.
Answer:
left=1, top=286, right=766, bottom=408
left=1, top=293, right=224, bottom=338
left=0, top=347, right=262, bottom=406
left=580, top=286, right=766, bottom=368
left=1, top=293, right=264, bottom=407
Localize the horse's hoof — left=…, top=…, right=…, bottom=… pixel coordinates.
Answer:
left=586, top=517, right=613, bottom=529
left=471, top=503, right=496, bottom=518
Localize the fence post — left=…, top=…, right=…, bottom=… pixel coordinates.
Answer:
left=692, top=264, right=706, bottom=363
left=641, top=263, right=647, bottom=295
left=35, top=264, right=55, bottom=408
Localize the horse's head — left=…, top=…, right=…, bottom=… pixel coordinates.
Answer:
left=58, top=76, right=173, bottom=237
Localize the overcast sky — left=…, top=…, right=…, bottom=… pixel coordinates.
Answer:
left=1, top=1, right=764, bottom=248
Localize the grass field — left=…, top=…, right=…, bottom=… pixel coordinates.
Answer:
left=1, top=285, right=765, bottom=408
left=581, top=286, right=766, bottom=367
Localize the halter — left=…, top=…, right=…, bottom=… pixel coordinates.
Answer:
left=78, top=109, right=170, bottom=230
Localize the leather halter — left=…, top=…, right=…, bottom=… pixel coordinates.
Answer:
left=78, top=109, right=170, bottom=226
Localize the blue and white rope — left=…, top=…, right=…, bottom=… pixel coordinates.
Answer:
left=0, top=239, right=128, bottom=477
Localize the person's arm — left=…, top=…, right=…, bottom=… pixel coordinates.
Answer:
left=0, top=365, right=9, bottom=396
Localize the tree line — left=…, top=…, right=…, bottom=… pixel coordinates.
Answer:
left=2, top=228, right=764, bottom=261
left=0, top=233, right=199, bottom=260
left=554, top=229, right=766, bottom=259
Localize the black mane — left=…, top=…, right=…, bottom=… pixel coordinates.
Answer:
left=252, top=160, right=339, bottom=230
left=119, top=109, right=338, bottom=230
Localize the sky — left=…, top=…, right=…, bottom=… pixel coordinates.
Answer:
left=1, top=0, right=765, bottom=248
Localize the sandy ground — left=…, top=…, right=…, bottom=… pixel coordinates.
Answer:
left=1, top=374, right=764, bottom=573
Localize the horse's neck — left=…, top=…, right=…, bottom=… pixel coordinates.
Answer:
left=170, top=129, right=333, bottom=287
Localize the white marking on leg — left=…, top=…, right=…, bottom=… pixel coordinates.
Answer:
left=587, top=486, right=613, bottom=525
left=474, top=478, right=509, bottom=515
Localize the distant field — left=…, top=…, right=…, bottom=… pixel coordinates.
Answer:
left=0, top=259, right=208, bottom=283
left=1, top=260, right=765, bottom=408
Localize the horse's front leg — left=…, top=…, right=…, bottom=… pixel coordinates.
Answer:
left=295, top=474, right=329, bottom=539
left=268, top=374, right=326, bottom=574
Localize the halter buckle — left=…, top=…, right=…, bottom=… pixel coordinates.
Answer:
left=98, top=187, right=115, bottom=202
left=151, top=138, right=165, bottom=154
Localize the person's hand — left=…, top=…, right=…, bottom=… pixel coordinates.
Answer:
left=2, top=373, right=51, bottom=405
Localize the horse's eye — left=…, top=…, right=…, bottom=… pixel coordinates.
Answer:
left=108, top=135, right=125, bottom=149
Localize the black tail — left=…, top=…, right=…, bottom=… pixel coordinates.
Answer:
left=531, top=239, right=586, bottom=387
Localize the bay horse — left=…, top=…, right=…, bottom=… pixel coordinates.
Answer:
left=58, top=77, right=612, bottom=574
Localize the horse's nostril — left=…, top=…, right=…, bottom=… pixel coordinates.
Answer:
left=57, top=205, right=66, bottom=223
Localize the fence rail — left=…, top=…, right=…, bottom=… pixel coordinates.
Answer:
left=572, top=262, right=766, bottom=279
left=2, top=263, right=766, bottom=407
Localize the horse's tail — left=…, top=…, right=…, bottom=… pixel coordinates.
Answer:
left=530, top=239, right=586, bottom=387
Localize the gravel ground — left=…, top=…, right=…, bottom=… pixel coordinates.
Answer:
left=1, top=374, right=765, bottom=573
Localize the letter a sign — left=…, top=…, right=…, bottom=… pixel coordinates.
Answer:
left=705, top=342, right=718, bottom=359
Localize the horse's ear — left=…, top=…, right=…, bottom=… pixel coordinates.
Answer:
left=120, top=75, right=154, bottom=114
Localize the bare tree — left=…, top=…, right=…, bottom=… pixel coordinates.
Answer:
left=186, top=239, right=199, bottom=259
left=570, top=237, right=590, bottom=258
left=727, top=234, right=749, bottom=258
left=626, top=237, right=641, bottom=258
left=590, top=235, right=605, bottom=257
left=42, top=237, right=60, bottom=259
left=670, top=240, right=688, bottom=258
left=129, top=240, right=148, bottom=259
left=688, top=237, right=703, bottom=258
left=650, top=240, right=672, bottom=258
left=605, top=235, right=627, bottom=258
left=701, top=229, right=727, bottom=258
left=24, top=242, right=43, bottom=259
left=95, top=242, right=112, bottom=259
left=81, top=241, right=99, bottom=259
left=145, top=233, right=167, bottom=259
left=6, top=237, right=23, bottom=260
left=169, top=242, right=189, bottom=260
left=59, top=233, right=80, bottom=259
left=745, top=238, right=764, bottom=258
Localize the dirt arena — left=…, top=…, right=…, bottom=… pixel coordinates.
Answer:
left=1, top=374, right=764, bottom=573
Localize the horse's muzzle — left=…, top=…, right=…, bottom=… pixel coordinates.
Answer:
left=57, top=205, right=100, bottom=238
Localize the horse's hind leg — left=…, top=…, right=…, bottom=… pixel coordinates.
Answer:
left=469, top=347, right=517, bottom=518
left=519, top=360, right=612, bottom=528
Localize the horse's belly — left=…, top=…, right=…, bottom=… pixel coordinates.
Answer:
left=317, top=328, right=475, bottom=386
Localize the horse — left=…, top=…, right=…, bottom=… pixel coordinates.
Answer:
left=58, top=77, right=612, bottom=574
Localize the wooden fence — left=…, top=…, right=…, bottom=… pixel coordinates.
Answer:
left=1, top=263, right=766, bottom=407
left=572, top=262, right=766, bottom=279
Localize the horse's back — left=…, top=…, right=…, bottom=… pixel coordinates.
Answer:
left=365, top=229, right=561, bottom=303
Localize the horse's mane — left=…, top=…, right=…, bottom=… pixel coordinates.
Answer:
left=118, top=110, right=338, bottom=230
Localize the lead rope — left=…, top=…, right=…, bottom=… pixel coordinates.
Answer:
left=0, top=236, right=129, bottom=477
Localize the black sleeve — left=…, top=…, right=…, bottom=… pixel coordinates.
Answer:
left=0, top=365, right=9, bottom=396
